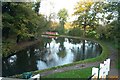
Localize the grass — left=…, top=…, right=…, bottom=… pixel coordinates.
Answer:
left=116, top=59, right=120, bottom=69
left=116, top=50, right=120, bottom=69
left=43, top=67, right=92, bottom=78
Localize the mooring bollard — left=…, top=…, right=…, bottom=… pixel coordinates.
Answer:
left=91, top=58, right=111, bottom=80
left=31, top=74, right=40, bottom=80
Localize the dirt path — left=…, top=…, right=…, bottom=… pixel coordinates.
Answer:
left=39, top=41, right=119, bottom=78
left=107, top=44, right=119, bottom=76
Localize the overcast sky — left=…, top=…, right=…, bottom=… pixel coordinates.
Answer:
left=39, top=0, right=80, bottom=22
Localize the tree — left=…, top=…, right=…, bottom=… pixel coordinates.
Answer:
left=94, top=2, right=119, bottom=39
left=57, top=8, right=68, bottom=34
left=2, top=2, right=48, bottom=42
left=105, top=2, right=119, bottom=38
left=2, top=2, right=49, bottom=56
left=73, top=1, right=93, bottom=55
left=73, top=1, right=95, bottom=37
left=33, top=2, right=41, bottom=14
left=73, top=1, right=119, bottom=38
left=104, top=2, right=120, bottom=48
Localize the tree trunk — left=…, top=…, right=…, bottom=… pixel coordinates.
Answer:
left=83, top=25, right=86, bottom=37
left=83, top=16, right=87, bottom=37
left=82, top=40, right=85, bottom=60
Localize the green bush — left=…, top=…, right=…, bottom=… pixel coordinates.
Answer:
left=2, top=42, right=12, bottom=57
left=68, top=27, right=83, bottom=36
left=86, top=30, right=97, bottom=38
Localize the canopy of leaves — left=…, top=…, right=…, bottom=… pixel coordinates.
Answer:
left=2, top=2, right=48, bottom=39
left=57, top=8, right=68, bottom=23
left=57, top=8, right=68, bottom=34
left=73, top=1, right=119, bottom=39
left=73, top=2, right=96, bottom=29
left=2, top=2, right=50, bottom=56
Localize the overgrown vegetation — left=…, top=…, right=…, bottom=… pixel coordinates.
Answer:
left=2, top=2, right=49, bottom=57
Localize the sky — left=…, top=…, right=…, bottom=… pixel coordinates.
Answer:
left=39, top=0, right=80, bottom=22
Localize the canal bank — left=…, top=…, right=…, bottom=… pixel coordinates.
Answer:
left=2, top=35, right=99, bottom=58
left=6, top=36, right=111, bottom=79
left=2, top=39, right=41, bottom=58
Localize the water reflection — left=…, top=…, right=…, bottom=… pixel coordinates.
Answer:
left=36, top=38, right=101, bottom=70
left=2, top=38, right=102, bottom=77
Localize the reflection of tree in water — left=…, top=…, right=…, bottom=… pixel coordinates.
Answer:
left=15, top=46, right=38, bottom=75
left=82, top=40, right=85, bottom=60
left=57, top=50, right=66, bottom=58
left=74, top=49, right=81, bottom=61
left=16, top=50, right=30, bottom=74
left=2, top=58, right=11, bottom=77
left=28, top=46, right=38, bottom=71
left=56, top=37, right=64, bottom=49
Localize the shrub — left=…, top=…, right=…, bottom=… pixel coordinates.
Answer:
left=68, top=27, right=83, bottom=36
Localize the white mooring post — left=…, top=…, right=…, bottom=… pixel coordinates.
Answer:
left=92, top=67, right=99, bottom=79
left=91, top=58, right=111, bottom=80
left=0, top=77, right=2, bottom=80
left=99, top=63, right=105, bottom=79
left=31, top=74, right=40, bottom=80
left=106, top=58, right=110, bottom=72
left=104, top=61, right=109, bottom=76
